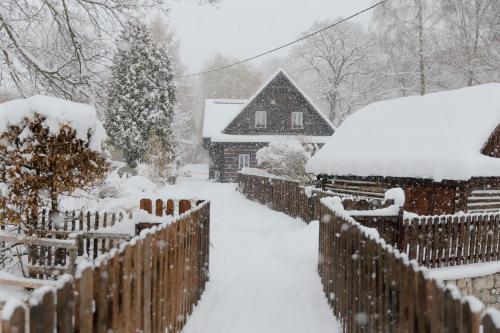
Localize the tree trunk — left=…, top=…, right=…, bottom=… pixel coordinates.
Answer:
left=416, top=0, right=426, bottom=95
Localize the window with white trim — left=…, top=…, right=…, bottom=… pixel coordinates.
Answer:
left=238, top=154, right=250, bottom=170
left=255, top=111, right=267, bottom=128
left=291, top=112, right=304, bottom=129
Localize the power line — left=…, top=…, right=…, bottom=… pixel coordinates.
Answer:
left=178, top=0, right=390, bottom=79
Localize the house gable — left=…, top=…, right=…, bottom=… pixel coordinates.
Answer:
left=481, top=124, right=500, bottom=158
left=222, top=70, right=334, bottom=137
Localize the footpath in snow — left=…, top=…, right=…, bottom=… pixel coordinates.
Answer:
left=165, top=178, right=340, bottom=333
left=55, top=167, right=340, bottom=332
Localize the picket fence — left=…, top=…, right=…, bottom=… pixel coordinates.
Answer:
left=0, top=199, right=210, bottom=333
left=238, top=172, right=500, bottom=268
left=318, top=198, right=500, bottom=332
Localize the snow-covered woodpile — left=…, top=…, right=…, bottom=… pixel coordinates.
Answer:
left=307, top=84, right=500, bottom=215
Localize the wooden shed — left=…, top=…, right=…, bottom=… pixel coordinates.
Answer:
left=306, top=84, right=500, bottom=215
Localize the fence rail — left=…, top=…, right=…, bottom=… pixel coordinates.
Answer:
left=0, top=199, right=210, bottom=333
left=318, top=197, right=500, bottom=332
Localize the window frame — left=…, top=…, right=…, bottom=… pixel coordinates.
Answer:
left=291, top=111, right=304, bottom=129
left=238, top=154, right=250, bottom=170
left=254, top=111, right=267, bottom=128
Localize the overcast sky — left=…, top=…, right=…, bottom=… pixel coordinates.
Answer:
left=168, top=0, right=374, bottom=73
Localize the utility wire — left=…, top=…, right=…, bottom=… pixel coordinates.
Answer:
left=178, top=0, right=390, bottom=79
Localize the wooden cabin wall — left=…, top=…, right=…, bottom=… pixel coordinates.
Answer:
left=403, top=183, right=456, bottom=215
left=465, top=179, right=500, bottom=213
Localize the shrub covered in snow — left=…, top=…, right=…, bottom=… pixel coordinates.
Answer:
left=0, top=96, right=109, bottom=227
left=256, top=140, right=312, bottom=182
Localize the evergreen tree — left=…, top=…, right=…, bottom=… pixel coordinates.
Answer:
left=106, top=22, right=176, bottom=167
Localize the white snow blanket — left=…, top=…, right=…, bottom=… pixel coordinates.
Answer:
left=306, top=84, right=500, bottom=181
left=0, top=95, right=106, bottom=152
left=202, top=99, right=246, bottom=138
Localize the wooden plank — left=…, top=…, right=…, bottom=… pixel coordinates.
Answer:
left=1, top=301, right=26, bottom=333
left=78, top=266, right=94, bottom=333
left=56, top=277, right=75, bottom=333
left=142, top=233, right=153, bottom=333
left=120, top=244, right=133, bottom=333
left=93, top=259, right=109, bottom=333
left=109, top=254, right=120, bottom=332
left=134, top=239, right=144, bottom=331
left=30, top=287, right=55, bottom=333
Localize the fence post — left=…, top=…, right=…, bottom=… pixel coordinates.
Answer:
left=179, top=200, right=192, bottom=214
left=155, top=199, right=164, bottom=217
left=57, top=276, right=75, bottom=333
left=140, top=199, right=153, bottom=214
left=166, top=199, right=175, bottom=216
left=1, top=300, right=26, bottom=333
left=78, top=266, right=94, bottom=333
left=29, top=287, right=56, bottom=333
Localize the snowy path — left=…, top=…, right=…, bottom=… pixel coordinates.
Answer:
left=170, top=180, right=340, bottom=333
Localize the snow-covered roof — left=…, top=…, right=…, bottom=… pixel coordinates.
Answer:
left=203, top=69, right=333, bottom=144
left=0, top=95, right=106, bottom=152
left=202, top=99, right=246, bottom=138
left=306, top=84, right=500, bottom=181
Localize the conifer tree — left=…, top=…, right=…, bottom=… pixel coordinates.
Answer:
left=106, top=22, right=176, bottom=167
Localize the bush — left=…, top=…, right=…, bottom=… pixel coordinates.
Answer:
left=256, top=140, right=312, bottom=182
left=0, top=97, right=109, bottom=229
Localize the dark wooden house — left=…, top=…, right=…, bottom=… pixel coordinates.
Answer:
left=202, top=70, right=335, bottom=183
left=306, top=84, right=500, bottom=215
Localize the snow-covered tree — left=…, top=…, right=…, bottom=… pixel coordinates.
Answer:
left=105, top=22, right=176, bottom=168
left=149, top=15, right=200, bottom=165
left=0, top=0, right=219, bottom=103
left=435, top=0, right=500, bottom=87
left=256, top=140, right=312, bottom=182
left=291, top=19, right=371, bottom=124
left=373, top=0, right=437, bottom=96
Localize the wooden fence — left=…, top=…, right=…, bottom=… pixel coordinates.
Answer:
left=238, top=172, right=500, bottom=268
left=0, top=199, right=200, bottom=279
left=399, top=213, right=500, bottom=268
left=0, top=199, right=210, bottom=333
left=318, top=197, right=500, bottom=332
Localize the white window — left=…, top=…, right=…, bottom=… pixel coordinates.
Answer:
left=292, top=112, right=304, bottom=129
left=238, top=154, right=250, bottom=170
left=255, top=111, right=267, bottom=128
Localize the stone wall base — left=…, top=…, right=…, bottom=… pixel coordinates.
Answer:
left=443, top=273, right=500, bottom=310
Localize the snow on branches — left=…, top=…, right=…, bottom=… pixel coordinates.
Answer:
left=105, top=22, right=176, bottom=168
left=0, top=96, right=109, bottom=228
left=256, top=140, right=313, bottom=182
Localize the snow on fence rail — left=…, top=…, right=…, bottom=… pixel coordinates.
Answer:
left=0, top=199, right=210, bottom=333
left=238, top=172, right=500, bottom=268
left=318, top=197, right=500, bottom=332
